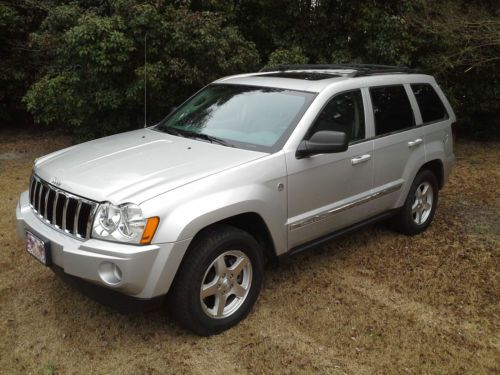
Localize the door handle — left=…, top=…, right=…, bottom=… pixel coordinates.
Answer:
left=408, top=138, right=423, bottom=148
left=351, top=154, right=372, bottom=165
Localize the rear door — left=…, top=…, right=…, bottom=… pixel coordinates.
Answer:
left=369, top=84, right=425, bottom=214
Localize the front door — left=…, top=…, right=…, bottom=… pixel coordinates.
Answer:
left=286, top=89, right=374, bottom=249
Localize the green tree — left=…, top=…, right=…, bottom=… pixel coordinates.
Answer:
left=0, top=0, right=497, bottom=139
left=409, top=0, right=500, bottom=138
left=268, top=47, right=308, bottom=66
left=0, top=1, right=48, bottom=126
left=24, top=0, right=260, bottom=140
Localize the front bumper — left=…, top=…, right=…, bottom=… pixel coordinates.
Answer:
left=16, top=191, right=191, bottom=300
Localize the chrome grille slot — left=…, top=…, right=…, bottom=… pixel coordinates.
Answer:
left=46, top=189, right=56, bottom=221
left=55, top=194, right=66, bottom=228
left=37, top=182, right=43, bottom=213
left=33, top=179, right=41, bottom=212
left=39, top=185, right=48, bottom=218
left=29, top=177, right=36, bottom=206
left=74, top=201, right=82, bottom=235
left=65, top=198, right=78, bottom=233
left=52, top=192, right=59, bottom=223
left=62, top=197, right=69, bottom=230
left=79, top=203, right=93, bottom=238
left=29, top=175, right=97, bottom=240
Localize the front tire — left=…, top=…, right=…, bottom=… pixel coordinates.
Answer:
left=393, top=169, right=439, bottom=235
left=169, top=225, right=264, bottom=336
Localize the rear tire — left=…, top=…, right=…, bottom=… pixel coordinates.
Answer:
left=393, top=169, right=439, bottom=235
left=169, top=225, right=264, bottom=336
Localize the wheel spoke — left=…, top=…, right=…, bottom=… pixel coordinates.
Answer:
left=229, top=256, right=248, bottom=277
left=231, top=283, right=247, bottom=298
left=424, top=202, right=432, bottom=211
left=416, top=208, right=422, bottom=224
left=416, top=187, right=422, bottom=199
left=201, top=280, right=219, bottom=299
left=216, top=293, right=228, bottom=317
left=215, top=256, right=227, bottom=277
left=421, top=184, right=429, bottom=196
left=412, top=199, right=419, bottom=213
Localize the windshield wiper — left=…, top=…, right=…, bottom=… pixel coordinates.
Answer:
left=162, top=127, right=185, bottom=136
left=184, top=132, right=233, bottom=147
left=161, top=126, right=233, bottom=147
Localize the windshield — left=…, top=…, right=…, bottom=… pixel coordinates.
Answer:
left=156, top=84, right=315, bottom=152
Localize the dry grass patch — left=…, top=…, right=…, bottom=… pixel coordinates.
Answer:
left=0, top=133, right=498, bottom=374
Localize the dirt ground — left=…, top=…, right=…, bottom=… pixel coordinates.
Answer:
left=0, top=131, right=498, bottom=375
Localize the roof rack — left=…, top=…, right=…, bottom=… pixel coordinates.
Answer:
left=259, top=64, right=421, bottom=77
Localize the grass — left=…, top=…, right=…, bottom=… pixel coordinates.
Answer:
left=0, top=132, right=498, bottom=374
left=42, top=362, right=58, bottom=375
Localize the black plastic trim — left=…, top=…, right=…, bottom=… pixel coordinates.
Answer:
left=259, top=64, right=421, bottom=76
left=285, top=210, right=398, bottom=257
left=51, top=265, right=165, bottom=313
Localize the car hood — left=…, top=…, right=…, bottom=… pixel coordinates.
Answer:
left=34, top=128, right=267, bottom=204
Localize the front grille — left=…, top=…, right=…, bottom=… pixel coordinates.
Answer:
left=29, top=175, right=98, bottom=240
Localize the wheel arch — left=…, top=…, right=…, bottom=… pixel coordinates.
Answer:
left=188, top=212, right=278, bottom=263
left=396, top=158, right=444, bottom=208
left=419, top=159, right=444, bottom=189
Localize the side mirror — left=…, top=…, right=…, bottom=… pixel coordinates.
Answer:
left=296, top=130, right=348, bottom=159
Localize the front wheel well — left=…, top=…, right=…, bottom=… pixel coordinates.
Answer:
left=419, top=159, right=444, bottom=189
left=191, top=213, right=278, bottom=263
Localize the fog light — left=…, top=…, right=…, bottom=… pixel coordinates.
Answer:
left=98, top=262, right=122, bottom=285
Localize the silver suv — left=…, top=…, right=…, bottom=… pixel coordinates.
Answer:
left=16, top=64, right=455, bottom=335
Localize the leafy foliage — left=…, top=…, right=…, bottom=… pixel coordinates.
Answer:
left=23, top=0, right=259, bottom=139
left=0, top=0, right=498, bottom=139
left=234, top=0, right=499, bottom=138
left=408, top=0, right=500, bottom=138
left=268, top=47, right=308, bottom=66
left=0, top=1, right=47, bottom=125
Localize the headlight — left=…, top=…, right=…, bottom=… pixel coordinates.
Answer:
left=92, top=202, right=159, bottom=244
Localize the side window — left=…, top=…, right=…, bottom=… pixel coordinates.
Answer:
left=309, top=90, right=365, bottom=143
left=411, top=83, right=449, bottom=124
left=370, top=85, right=415, bottom=136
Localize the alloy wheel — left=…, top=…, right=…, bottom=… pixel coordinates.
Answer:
left=412, top=181, right=433, bottom=225
left=200, top=250, right=252, bottom=319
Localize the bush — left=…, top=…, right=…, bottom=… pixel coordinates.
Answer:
left=267, top=47, right=308, bottom=66
left=24, top=1, right=260, bottom=140
left=0, top=0, right=497, bottom=140
left=0, top=1, right=44, bottom=125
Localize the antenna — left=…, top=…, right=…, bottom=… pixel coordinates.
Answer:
left=143, top=33, right=147, bottom=128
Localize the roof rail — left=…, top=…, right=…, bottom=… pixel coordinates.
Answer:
left=259, top=64, right=421, bottom=76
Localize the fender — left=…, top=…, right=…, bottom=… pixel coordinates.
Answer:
left=140, top=152, right=288, bottom=255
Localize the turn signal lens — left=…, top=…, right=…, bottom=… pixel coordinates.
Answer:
left=140, top=217, right=159, bottom=245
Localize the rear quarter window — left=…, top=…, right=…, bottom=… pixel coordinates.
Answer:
left=411, top=83, right=449, bottom=124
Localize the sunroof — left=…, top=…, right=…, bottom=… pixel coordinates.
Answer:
left=261, top=72, right=340, bottom=81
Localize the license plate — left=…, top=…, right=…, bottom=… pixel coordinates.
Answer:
left=26, top=231, right=51, bottom=266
